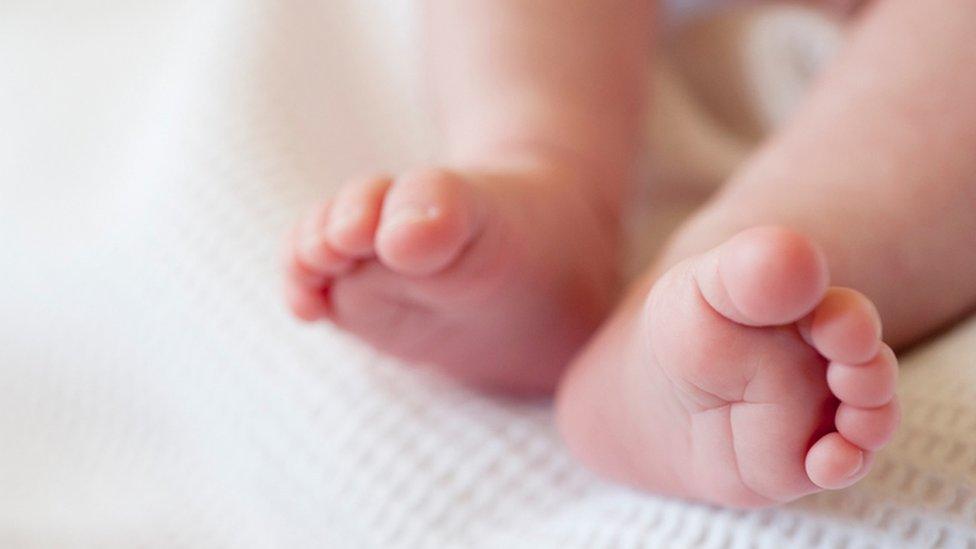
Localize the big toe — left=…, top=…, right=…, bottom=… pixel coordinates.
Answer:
left=375, top=168, right=484, bottom=276
left=696, top=226, right=829, bottom=326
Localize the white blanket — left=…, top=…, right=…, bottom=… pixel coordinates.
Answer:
left=2, top=1, right=975, bottom=547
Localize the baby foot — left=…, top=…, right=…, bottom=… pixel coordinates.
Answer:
left=556, top=227, right=900, bottom=507
left=284, top=161, right=618, bottom=394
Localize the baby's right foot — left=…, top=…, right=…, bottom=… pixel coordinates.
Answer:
left=557, top=227, right=900, bottom=507
left=284, top=159, right=619, bottom=394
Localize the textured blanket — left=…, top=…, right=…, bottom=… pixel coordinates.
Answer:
left=2, top=1, right=974, bottom=547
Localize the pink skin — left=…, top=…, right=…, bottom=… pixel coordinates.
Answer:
left=284, top=162, right=618, bottom=394
left=556, top=227, right=899, bottom=506
left=281, top=0, right=976, bottom=507
left=285, top=0, right=644, bottom=394
left=552, top=0, right=976, bottom=506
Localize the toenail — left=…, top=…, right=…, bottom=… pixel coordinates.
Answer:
left=386, top=206, right=441, bottom=229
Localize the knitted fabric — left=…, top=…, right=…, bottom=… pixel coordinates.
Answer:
left=2, top=2, right=974, bottom=547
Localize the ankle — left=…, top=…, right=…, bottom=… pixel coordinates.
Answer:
left=448, top=138, right=631, bottom=232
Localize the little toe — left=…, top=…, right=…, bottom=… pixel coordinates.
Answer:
left=285, top=279, right=330, bottom=322
left=325, top=175, right=391, bottom=257
left=836, top=400, right=901, bottom=451
left=295, top=202, right=356, bottom=275
left=804, top=287, right=882, bottom=365
left=696, top=226, right=829, bottom=327
left=375, top=168, right=483, bottom=276
left=806, top=432, right=869, bottom=490
left=827, top=345, right=898, bottom=408
left=286, top=255, right=330, bottom=288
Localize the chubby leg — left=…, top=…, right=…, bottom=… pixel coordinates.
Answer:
left=657, top=0, right=976, bottom=347
left=284, top=0, right=652, bottom=393
left=558, top=0, right=976, bottom=505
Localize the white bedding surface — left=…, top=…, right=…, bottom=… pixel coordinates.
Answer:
left=2, top=2, right=975, bottom=547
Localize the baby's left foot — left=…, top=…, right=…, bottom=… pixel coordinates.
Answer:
left=557, top=227, right=900, bottom=507
left=283, top=160, right=619, bottom=394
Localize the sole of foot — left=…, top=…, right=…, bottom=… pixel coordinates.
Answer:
left=557, top=226, right=899, bottom=507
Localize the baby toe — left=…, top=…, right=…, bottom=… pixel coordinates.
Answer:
left=805, top=432, right=869, bottom=490
left=806, top=287, right=882, bottom=365
left=286, top=254, right=330, bottom=288
left=699, top=226, right=829, bottom=327
left=827, top=345, right=898, bottom=408
left=836, top=400, right=901, bottom=451
left=375, top=168, right=483, bottom=276
left=296, top=200, right=357, bottom=275
left=284, top=279, right=330, bottom=322
left=326, top=175, right=391, bottom=257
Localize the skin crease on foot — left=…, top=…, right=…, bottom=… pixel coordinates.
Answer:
left=556, top=227, right=899, bottom=508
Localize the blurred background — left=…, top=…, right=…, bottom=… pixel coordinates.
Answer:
left=2, top=2, right=975, bottom=547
